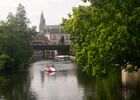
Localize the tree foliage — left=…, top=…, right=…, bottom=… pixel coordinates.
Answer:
left=0, top=4, right=37, bottom=70
left=63, top=0, right=140, bottom=76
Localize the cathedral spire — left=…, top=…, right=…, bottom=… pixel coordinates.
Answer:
left=39, top=12, right=46, bottom=34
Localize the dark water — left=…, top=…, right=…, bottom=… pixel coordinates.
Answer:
left=0, top=60, right=140, bottom=100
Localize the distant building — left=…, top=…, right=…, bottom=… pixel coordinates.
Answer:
left=39, top=12, right=46, bottom=35
left=39, top=12, right=71, bottom=45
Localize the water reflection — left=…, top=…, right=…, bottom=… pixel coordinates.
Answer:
left=0, top=71, right=37, bottom=100
left=122, top=69, right=140, bottom=100
left=29, top=60, right=81, bottom=100
left=0, top=60, right=140, bottom=100
left=76, top=69, right=122, bottom=100
left=76, top=69, right=96, bottom=100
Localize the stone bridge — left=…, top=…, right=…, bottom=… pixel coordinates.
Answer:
left=32, top=44, right=71, bottom=57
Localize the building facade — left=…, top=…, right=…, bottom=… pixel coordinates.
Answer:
left=39, top=12, right=71, bottom=45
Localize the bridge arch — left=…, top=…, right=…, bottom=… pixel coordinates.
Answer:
left=32, top=44, right=70, bottom=59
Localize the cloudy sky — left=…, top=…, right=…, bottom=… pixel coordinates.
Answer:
left=0, top=0, right=89, bottom=28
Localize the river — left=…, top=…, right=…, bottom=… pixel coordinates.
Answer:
left=0, top=60, right=140, bottom=100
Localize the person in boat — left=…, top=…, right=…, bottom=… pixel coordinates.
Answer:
left=46, top=63, right=54, bottom=68
left=51, top=64, right=55, bottom=68
left=45, top=63, right=56, bottom=72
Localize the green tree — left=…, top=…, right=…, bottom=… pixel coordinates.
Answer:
left=63, top=0, right=140, bottom=76
left=0, top=4, right=37, bottom=70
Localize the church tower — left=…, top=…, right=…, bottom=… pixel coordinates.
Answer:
left=39, top=12, right=46, bottom=34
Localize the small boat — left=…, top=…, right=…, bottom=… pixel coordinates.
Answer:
left=55, top=55, right=69, bottom=61
left=44, top=63, right=57, bottom=72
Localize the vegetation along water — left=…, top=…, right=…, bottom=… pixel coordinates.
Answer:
left=62, top=0, right=140, bottom=76
left=0, top=4, right=37, bottom=71
left=0, top=0, right=140, bottom=99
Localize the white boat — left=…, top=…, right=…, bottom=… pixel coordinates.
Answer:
left=44, top=63, right=57, bottom=72
left=55, top=55, right=69, bottom=61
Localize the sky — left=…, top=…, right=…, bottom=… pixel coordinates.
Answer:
left=0, top=0, right=89, bottom=29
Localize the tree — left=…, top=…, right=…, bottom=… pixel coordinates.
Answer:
left=63, top=0, right=140, bottom=76
left=0, top=4, right=37, bottom=70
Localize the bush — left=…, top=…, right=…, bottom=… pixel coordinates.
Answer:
left=0, top=53, right=13, bottom=71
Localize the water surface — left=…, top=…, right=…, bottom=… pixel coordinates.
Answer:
left=0, top=60, right=140, bottom=100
